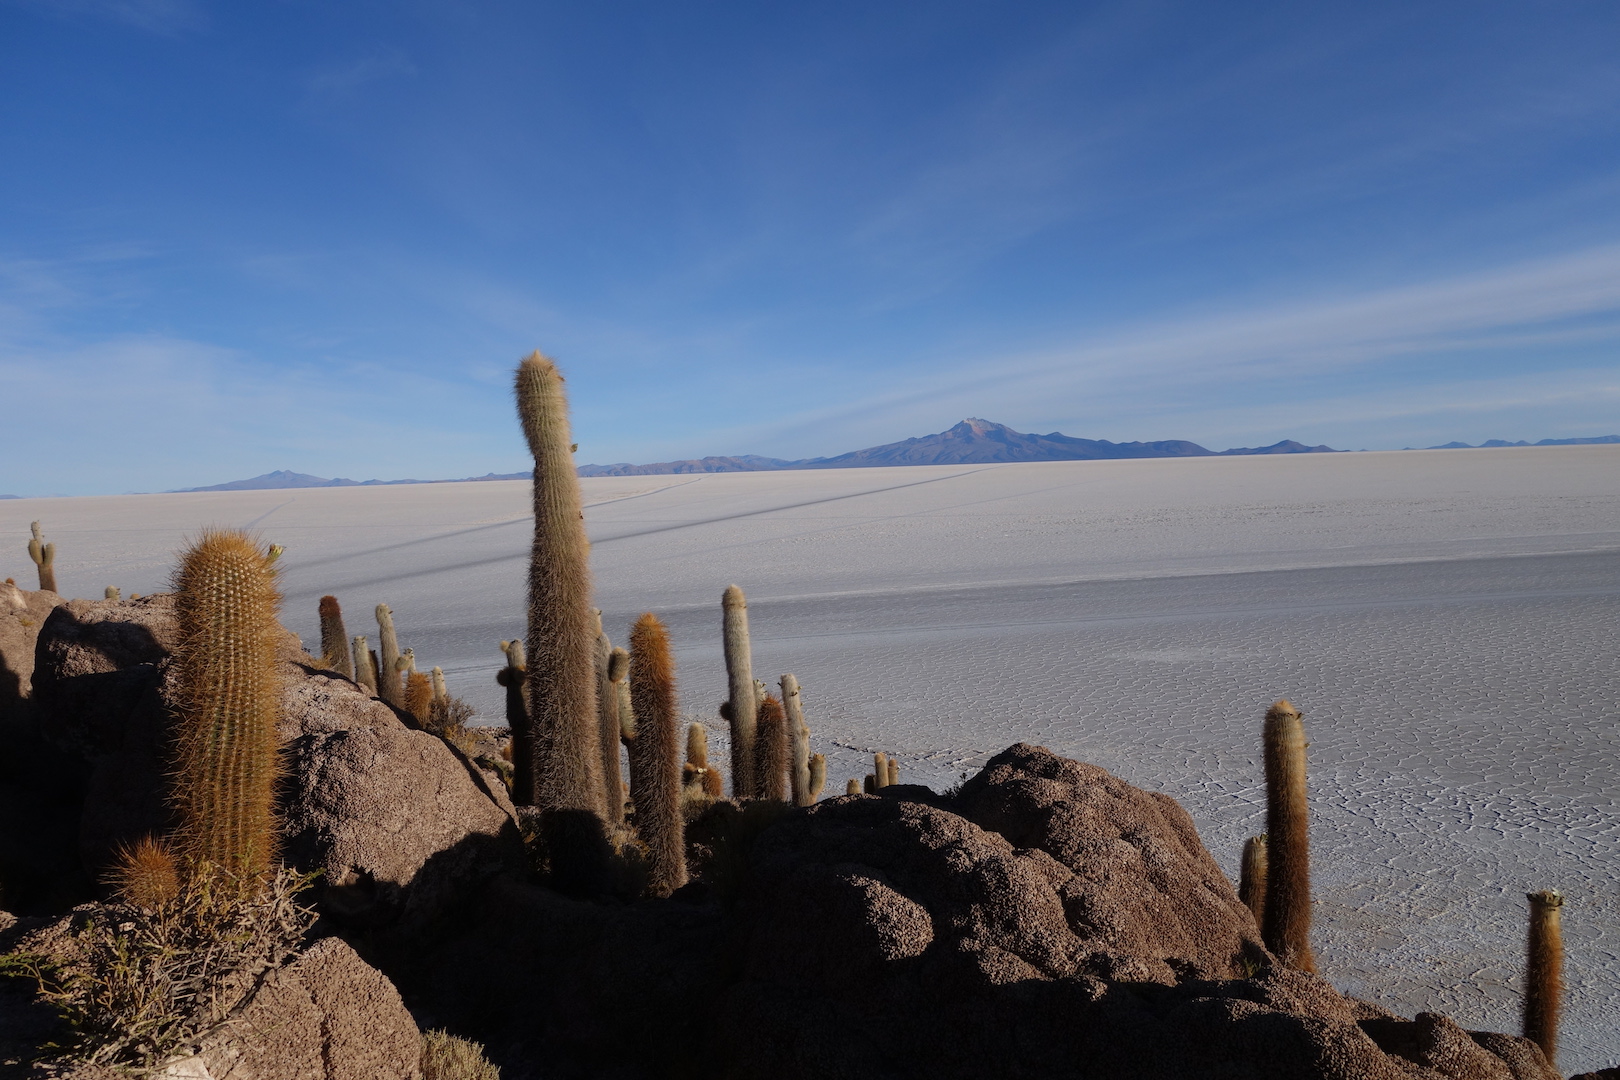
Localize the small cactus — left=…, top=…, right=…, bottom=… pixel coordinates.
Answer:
left=1261, top=700, right=1316, bottom=973
left=628, top=613, right=686, bottom=897
left=110, top=835, right=180, bottom=909
left=595, top=627, right=625, bottom=824
left=404, top=670, right=434, bottom=724
left=682, top=722, right=723, bottom=801
left=27, top=521, right=57, bottom=593
left=1239, top=835, right=1268, bottom=926
left=886, top=756, right=899, bottom=787
left=781, top=674, right=813, bottom=806
left=375, top=603, right=403, bottom=707
left=497, top=640, right=534, bottom=806
left=431, top=666, right=448, bottom=707
left=318, top=596, right=353, bottom=679
left=721, top=585, right=757, bottom=799
left=862, top=774, right=876, bottom=794
left=352, top=635, right=376, bottom=693
left=170, top=530, right=285, bottom=883
left=872, top=752, right=889, bottom=791
left=609, top=647, right=635, bottom=739
left=1523, top=889, right=1564, bottom=1066
left=755, top=693, right=789, bottom=802
left=807, top=753, right=826, bottom=802
left=846, top=777, right=861, bottom=796
left=516, top=351, right=605, bottom=818
left=104, top=586, right=121, bottom=602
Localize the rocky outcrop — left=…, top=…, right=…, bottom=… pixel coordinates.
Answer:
left=17, top=594, right=523, bottom=930
left=0, top=581, right=63, bottom=725
left=390, top=745, right=1556, bottom=1080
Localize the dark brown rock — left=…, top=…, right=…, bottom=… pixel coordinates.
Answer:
left=0, top=581, right=62, bottom=725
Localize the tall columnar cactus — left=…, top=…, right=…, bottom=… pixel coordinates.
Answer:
left=596, top=628, right=624, bottom=824
left=1261, top=699, right=1316, bottom=973
left=682, top=722, right=723, bottom=800
left=808, top=753, right=826, bottom=802
left=755, top=693, right=788, bottom=802
left=404, top=670, right=433, bottom=724
left=781, top=674, right=813, bottom=806
left=375, top=603, right=403, bottom=708
left=497, top=640, right=534, bottom=805
left=352, top=635, right=376, bottom=693
left=318, top=595, right=353, bottom=679
left=27, top=521, right=57, bottom=593
left=431, top=666, right=448, bottom=708
left=1239, top=835, right=1268, bottom=926
left=872, top=752, right=890, bottom=791
left=721, top=585, right=757, bottom=799
left=515, top=351, right=605, bottom=817
left=628, top=613, right=686, bottom=897
left=170, top=530, right=284, bottom=882
left=1523, top=889, right=1564, bottom=1066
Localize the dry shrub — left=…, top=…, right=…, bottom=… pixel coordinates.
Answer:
left=426, top=694, right=478, bottom=748
left=422, top=1028, right=501, bottom=1079
left=8, top=863, right=315, bottom=1069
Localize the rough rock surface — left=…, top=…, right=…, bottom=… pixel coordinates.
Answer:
left=2, top=914, right=420, bottom=1080
left=394, top=744, right=1555, bottom=1080
left=0, top=582, right=63, bottom=724
left=19, top=594, right=522, bottom=929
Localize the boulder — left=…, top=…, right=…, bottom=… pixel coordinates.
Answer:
left=0, top=581, right=63, bottom=724
left=24, top=594, right=524, bottom=929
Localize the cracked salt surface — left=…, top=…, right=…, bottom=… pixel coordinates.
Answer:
left=5, top=446, right=1618, bottom=1072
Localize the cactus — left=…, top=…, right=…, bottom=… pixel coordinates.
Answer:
left=431, top=666, right=447, bottom=707
left=886, top=756, right=899, bottom=787
left=375, top=603, right=403, bottom=707
left=682, top=722, right=723, bottom=800
left=1239, top=835, right=1268, bottom=926
left=808, top=753, right=826, bottom=802
left=105, top=586, right=121, bottom=602
left=862, top=774, right=876, bottom=794
left=516, top=351, right=606, bottom=818
left=628, top=613, right=686, bottom=897
left=352, top=635, right=376, bottom=693
left=872, top=752, right=889, bottom=791
left=847, top=777, right=861, bottom=796
left=1261, top=699, right=1316, bottom=973
left=27, top=521, right=57, bottom=593
left=595, top=628, right=625, bottom=824
left=110, top=835, right=180, bottom=909
left=1523, top=889, right=1564, bottom=1066
left=781, top=674, right=813, bottom=806
left=754, top=693, right=789, bottom=802
left=497, top=640, right=535, bottom=806
left=317, top=596, right=353, bottom=679
left=609, top=646, right=635, bottom=739
left=405, top=670, right=433, bottom=724
left=170, top=530, right=284, bottom=883
left=721, top=585, right=757, bottom=799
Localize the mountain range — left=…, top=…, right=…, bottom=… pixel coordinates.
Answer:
left=156, top=419, right=1620, bottom=493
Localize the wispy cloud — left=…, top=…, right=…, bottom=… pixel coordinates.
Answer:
left=306, top=46, right=417, bottom=97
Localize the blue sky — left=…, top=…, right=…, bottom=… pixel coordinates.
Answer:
left=3, top=0, right=1619, bottom=495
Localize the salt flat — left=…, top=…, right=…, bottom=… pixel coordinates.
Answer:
left=4, top=445, right=1619, bottom=1071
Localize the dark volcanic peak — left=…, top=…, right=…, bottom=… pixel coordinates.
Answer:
left=1217, top=439, right=1338, bottom=455
left=802, top=418, right=1218, bottom=467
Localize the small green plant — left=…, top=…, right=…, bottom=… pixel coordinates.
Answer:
left=422, top=1028, right=502, bottom=1080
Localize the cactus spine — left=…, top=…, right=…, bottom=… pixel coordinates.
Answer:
left=353, top=636, right=376, bottom=693
left=755, top=693, right=788, bottom=802
left=596, top=628, right=624, bottom=824
left=1239, top=835, right=1268, bottom=926
left=781, top=674, right=813, bottom=806
left=170, top=530, right=284, bottom=882
left=318, top=595, right=353, bottom=679
left=721, top=585, right=757, bottom=799
left=1523, top=889, right=1564, bottom=1066
left=1261, top=699, right=1316, bottom=973
left=497, top=640, right=534, bottom=805
left=27, top=521, right=57, bottom=593
left=515, top=351, right=606, bottom=817
left=375, top=603, right=403, bottom=707
left=628, top=613, right=686, bottom=897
